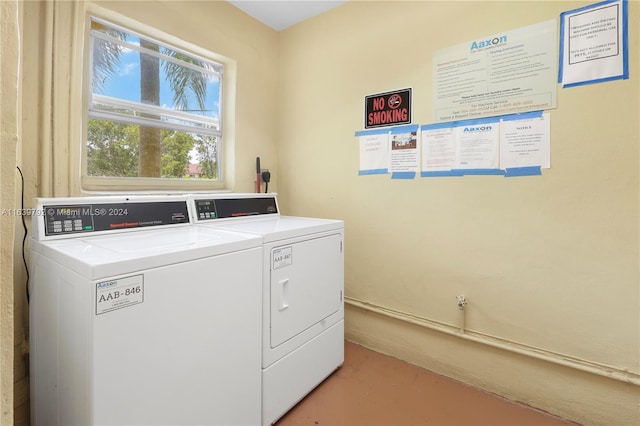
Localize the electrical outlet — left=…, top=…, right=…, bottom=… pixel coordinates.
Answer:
left=456, top=295, right=467, bottom=310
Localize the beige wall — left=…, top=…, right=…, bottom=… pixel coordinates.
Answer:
left=277, top=1, right=639, bottom=425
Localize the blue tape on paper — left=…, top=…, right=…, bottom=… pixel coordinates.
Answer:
left=421, top=170, right=463, bottom=177
left=390, top=124, right=420, bottom=134
left=391, top=171, right=416, bottom=179
left=355, top=128, right=390, bottom=137
left=622, top=0, right=629, bottom=79
left=421, top=122, right=454, bottom=131
left=359, top=168, right=389, bottom=175
left=453, top=116, right=501, bottom=128
left=452, top=169, right=505, bottom=176
left=558, top=11, right=567, bottom=83
left=504, top=166, right=542, bottom=177
left=501, top=111, right=544, bottom=122
left=563, top=74, right=628, bottom=88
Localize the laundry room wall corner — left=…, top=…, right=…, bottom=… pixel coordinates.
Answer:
left=1, top=0, right=20, bottom=423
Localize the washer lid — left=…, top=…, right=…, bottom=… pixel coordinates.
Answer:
left=205, top=216, right=343, bottom=243
left=31, top=226, right=262, bottom=280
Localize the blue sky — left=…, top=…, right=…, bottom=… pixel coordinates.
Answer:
left=100, top=44, right=221, bottom=118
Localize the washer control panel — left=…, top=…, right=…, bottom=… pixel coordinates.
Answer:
left=41, top=201, right=189, bottom=236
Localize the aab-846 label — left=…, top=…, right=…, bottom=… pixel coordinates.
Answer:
left=96, top=274, right=144, bottom=315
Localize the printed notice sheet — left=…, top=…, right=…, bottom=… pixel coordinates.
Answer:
left=500, top=112, right=550, bottom=171
left=355, top=129, right=390, bottom=175
left=421, top=123, right=459, bottom=177
left=433, top=20, right=557, bottom=122
left=454, top=118, right=501, bottom=172
left=558, top=0, right=629, bottom=87
left=390, top=125, right=420, bottom=179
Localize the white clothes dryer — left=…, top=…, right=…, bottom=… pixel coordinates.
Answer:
left=190, top=193, right=344, bottom=425
left=29, top=195, right=263, bottom=425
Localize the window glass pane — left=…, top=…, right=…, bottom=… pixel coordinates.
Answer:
left=87, top=118, right=219, bottom=179
left=91, top=22, right=221, bottom=121
left=86, top=18, right=223, bottom=183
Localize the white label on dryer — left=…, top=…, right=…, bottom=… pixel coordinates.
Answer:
left=272, top=246, right=292, bottom=270
left=96, top=274, right=144, bottom=315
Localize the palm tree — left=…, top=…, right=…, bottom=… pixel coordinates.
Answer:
left=138, top=39, right=162, bottom=177
left=91, top=20, right=211, bottom=178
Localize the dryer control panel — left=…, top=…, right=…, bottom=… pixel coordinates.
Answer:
left=194, top=196, right=278, bottom=221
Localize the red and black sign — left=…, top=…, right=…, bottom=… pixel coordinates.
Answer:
left=365, top=88, right=412, bottom=129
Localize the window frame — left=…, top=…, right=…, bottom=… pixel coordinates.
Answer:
left=81, top=5, right=236, bottom=193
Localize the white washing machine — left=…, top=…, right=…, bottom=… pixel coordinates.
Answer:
left=29, top=195, right=263, bottom=425
left=190, top=193, right=344, bottom=425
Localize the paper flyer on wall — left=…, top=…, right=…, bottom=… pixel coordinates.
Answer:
left=500, top=111, right=550, bottom=176
left=433, top=19, right=557, bottom=122
left=558, top=0, right=629, bottom=87
left=452, top=117, right=501, bottom=174
left=355, top=128, right=390, bottom=175
left=390, top=125, right=420, bottom=179
left=420, top=123, right=461, bottom=177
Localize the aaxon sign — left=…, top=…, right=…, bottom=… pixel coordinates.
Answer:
left=364, top=88, right=412, bottom=129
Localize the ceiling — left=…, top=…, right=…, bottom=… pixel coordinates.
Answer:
left=227, top=1, right=347, bottom=31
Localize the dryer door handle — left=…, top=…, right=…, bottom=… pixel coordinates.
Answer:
left=278, top=279, right=289, bottom=311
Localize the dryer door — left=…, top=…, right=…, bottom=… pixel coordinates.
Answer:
left=270, top=233, right=343, bottom=348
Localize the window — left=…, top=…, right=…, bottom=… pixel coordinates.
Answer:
left=84, top=17, right=227, bottom=190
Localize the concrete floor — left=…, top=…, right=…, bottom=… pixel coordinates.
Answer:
left=276, top=341, right=576, bottom=426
